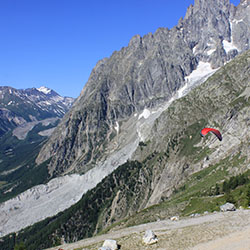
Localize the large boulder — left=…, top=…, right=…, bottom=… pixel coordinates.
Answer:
left=142, top=230, right=158, bottom=245
left=220, top=202, right=236, bottom=212
left=100, top=239, right=119, bottom=250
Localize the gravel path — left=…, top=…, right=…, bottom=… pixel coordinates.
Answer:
left=46, top=209, right=250, bottom=250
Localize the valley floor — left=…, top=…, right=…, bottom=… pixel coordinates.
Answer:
left=46, top=209, right=250, bottom=250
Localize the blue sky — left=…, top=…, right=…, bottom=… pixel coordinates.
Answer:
left=0, top=0, right=240, bottom=98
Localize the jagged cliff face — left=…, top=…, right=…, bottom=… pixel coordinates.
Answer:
left=36, top=0, right=250, bottom=177
left=181, top=0, right=250, bottom=66
left=92, top=50, right=250, bottom=229
left=133, top=51, right=250, bottom=206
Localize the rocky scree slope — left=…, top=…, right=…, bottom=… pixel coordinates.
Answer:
left=3, top=49, right=249, bottom=250
left=36, top=0, right=250, bottom=177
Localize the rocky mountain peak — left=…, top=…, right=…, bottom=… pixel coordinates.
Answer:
left=184, top=0, right=230, bottom=19
left=240, top=0, right=249, bottom=5
left=36, top=0, right=249, bottom=177
left=193, top=0, right=230, bottom=11
left=128, top=34, right=142, bottom=48
left=37, top=86, right=52, bottom=95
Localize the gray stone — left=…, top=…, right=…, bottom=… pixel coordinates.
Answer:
left=190, top=213, right=200, bottom=218
left=170, top=216, right=179, bottom=221
left=102, top=239, right=118, bottom=250
left=142, top=230, right=158, bottom=245
left=220, top=203, right=236, bottom=212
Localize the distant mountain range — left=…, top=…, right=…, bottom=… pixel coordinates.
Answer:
left=0, top=86, right=74, bottom=137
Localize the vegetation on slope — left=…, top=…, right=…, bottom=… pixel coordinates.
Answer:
left=0, top=122, right=56, bottom=202
left=121, top=154, right=249, bottom=229
left=2, top=147, right=249, bottom=250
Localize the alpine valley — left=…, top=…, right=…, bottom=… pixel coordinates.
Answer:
left=0, top=0, right=249, bottom=249
left=0, top=86, right=74, bottom=203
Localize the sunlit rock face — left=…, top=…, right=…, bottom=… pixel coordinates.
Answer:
left=36, top=0, right=249, bottom=178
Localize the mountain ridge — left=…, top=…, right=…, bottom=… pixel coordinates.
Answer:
left=36, top=0, right=250, bottom=177
left=0, top=86, right=74, bottom=137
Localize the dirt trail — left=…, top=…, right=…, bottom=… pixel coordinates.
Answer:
left=193, top=227, right=250, bottom=250
left=46, top=209, right=250, bottom=250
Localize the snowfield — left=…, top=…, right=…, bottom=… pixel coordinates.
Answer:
left=37, top=86, right=52, bottom=94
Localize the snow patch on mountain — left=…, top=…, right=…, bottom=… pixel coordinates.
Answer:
left=223, top=40, right=238, bottom=53
left=193, top=44, right=198, bottom=54
left=207, top=48, right=216, bottom=56
left=138, top=109, right=151, bottom=120
left=114, top=121, right=119, bottom=134
left=206, top=38, right=216, bottom=56
left=51, top=95, right=64, bottom=102
left=137, top=61, right=218, bottom=142
left=37, top=86, right=52, bottom=94
left=233, top=19, right=243, bottom=24
left=185, top=62, right=215, bottom=85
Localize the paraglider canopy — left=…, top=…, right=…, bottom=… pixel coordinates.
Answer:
left=200, top=127, right=222, bottom=141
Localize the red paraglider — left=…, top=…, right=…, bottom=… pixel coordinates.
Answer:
left=200, top=128, right=222, bottom=141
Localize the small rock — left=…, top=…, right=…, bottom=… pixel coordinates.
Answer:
left=220, top=202, right=236, bottom=212
left=190, top=213, right=200, bottom=218
left=170, top=216, right=179, bottom=221
left=102, top=239, right=118, bottom=250
left=142, top=230, right=158, bottom=245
